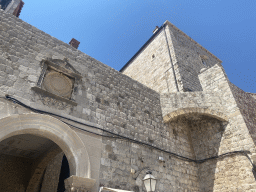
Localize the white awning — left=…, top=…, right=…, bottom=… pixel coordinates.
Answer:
left=99, top=187, right=134, bottom=192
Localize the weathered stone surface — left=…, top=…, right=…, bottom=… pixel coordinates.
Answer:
left=122, top=21, right=222, bottom=93
left=40, top=152, right=63, bottom=192
left=0, top=9, right=255, bottom=192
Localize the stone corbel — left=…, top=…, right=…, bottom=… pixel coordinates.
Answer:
left=65, top=176, right=96, bottom=192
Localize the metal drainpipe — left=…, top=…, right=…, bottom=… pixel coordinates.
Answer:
left=163, top=24, right=179, bottom=92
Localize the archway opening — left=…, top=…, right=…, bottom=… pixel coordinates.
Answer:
left=167, top=114, right=227, bottom=191
left=0, top=134, right=70, bottom=192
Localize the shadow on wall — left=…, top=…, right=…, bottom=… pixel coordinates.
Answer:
left=188, top=115, right=226, bottom=191
left=168, top=115, right=227, bottom=191
left=0, top=134, right=70, bottom=192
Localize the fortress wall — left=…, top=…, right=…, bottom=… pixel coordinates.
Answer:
left=198, top=64, right=256, bottom=191
left=160, top=63, right=256, bottom=191
left=229, top=83, right=256, bottom=146
left=101, top=125, right=199, bottom=192
left=189, top=117, right=225, bottom=191
left=0, top=10, right=200, bottom=191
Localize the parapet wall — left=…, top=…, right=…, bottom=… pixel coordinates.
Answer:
left=160, top=91, right=227, bottom=123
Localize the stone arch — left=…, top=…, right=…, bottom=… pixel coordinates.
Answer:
left=163, top=107, right=229, bottom=123
left=0, top=113, right=91, bottom=178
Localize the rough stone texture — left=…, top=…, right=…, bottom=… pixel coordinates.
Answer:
left=0, top=154, right=32, bottom=192
left=229, top=83, right=256, bottom=146
left=121, top=28, right=177, bottom=93
left=247, top=92, right=256, bottom=100
left=122, top=21, right=222, bottom=93
left=198, top=64, right=256, bottom=191
left=26, top=146, right=63, bottom=192
left=159, top=63, right=256, bottom=191
left=0, top=9, right=256, bottom=192
left=40, top=152, right=63, bottom=192
left=165, top=21, right=221, bottom=92
left=100, top=120, right=200, bottom=192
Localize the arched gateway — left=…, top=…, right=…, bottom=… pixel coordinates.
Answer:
left=0, top=113, right=95, bottom=192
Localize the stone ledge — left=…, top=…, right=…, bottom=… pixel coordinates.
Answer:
left=163, top=107, right=229, bottom=123
left=31, top=86, right=77, bottom=106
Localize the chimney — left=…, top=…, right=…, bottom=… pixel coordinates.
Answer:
left=12, top=0, right=24, bottom=17
left=153, top=26, right=159, bottom=34
left=69, top=38, right=80, bottom=49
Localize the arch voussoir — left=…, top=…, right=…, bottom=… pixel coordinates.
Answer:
left=163, top=107, right=228, bottom=123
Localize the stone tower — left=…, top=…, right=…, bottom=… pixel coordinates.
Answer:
left=120, top=20, right=222, bottom=93
left=121, top=20, right=256, bottom=191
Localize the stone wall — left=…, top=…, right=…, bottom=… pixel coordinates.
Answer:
left=160, top=91, right=226, bottom=122
left=0, top=154, right=33, bottom=192
left=189, top=116, right=225, bottom=191
left=229, top=83, right=256, bottom=146
left=160, top=63, right=256, bottom=191
left=121, top=28, right=177, bottom=94
left=101, top=131, right=199, bottom=192
left=0, top=10, right=200, bottom=192
left=247, top=92, right=256, bottom=100
left=1, top=9, right=256, bottom=192
left=198, top=64, right=256, bottom=191
left=40, top=152, right=63, bottom=192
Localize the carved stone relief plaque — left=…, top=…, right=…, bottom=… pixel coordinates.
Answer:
left=32, top=58, right=82, bottom=108
left=42, top=71, right=74, bottom=99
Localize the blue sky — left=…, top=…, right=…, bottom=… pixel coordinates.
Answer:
left=20, top=0, right=256, bottom=93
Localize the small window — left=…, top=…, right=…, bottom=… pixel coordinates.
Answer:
left=152, top=54, right=155, bottom=59
left=201, top=59, right=206, bottom=66
left=199, top=55, right=208, bottom=66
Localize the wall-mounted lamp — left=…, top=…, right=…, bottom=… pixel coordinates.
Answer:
left=158, top=156, right=164, bottom=162
left=143, top=171, right=157, bottom=192
left=132, top=167, right=157, bottom=192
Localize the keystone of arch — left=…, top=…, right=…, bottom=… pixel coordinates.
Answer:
left=0, top=113, right=93, bottom=180
left=163, top=107, right=229, bottom=123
